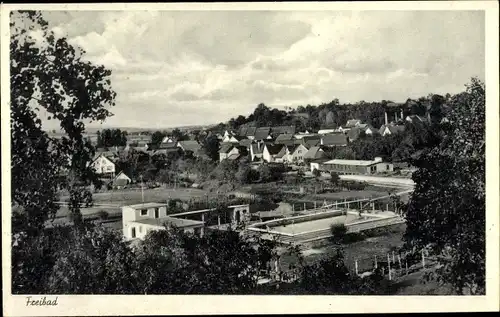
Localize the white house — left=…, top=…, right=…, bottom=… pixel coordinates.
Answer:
left=250, top=143, right=264, bottom=161
left=122, top=203, right=251, bottom=240
left=219, top=144, right=241, bottom=162
left=122, top=202, right=204, bottom=240
left=91, top=154, right=116, bottom=177
left=262, top=144, right=286, bottom=163
left=284, top=144, right=308, bottom=163
left=161, top=136, right=177, bottom=144
left=222, top=134, right=241, bottom=143
left=315, top=157, right=394, bottom=175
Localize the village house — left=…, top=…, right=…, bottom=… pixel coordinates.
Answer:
left=90, top=153, right=116, bottom=179
left=219, top=144, right=247, bottom=162
left=250, top=143, right=264, bottom=162
left=274, top=133, right=295, bottom=146
left=320, top=133, right=348, bottom=147
left=122, top=203, right=251, bottom=240
left=262, top=144, right=286, bottom=163
left=177, top=140, right=202, bottom=156
left=253, top=127, right=272, bottom=141
left=284, top=144, right=309, bottom=164
left=122, top=202, right=205, bottom=240
left=113, top=171, right=132, bottom=189
left=222, top=133, right=242, bottom=143
left=379, top=124, right=406, bottom=136
left=314, top=157, right=393, bottom=175
left=405, top=115, right=428, bottom=124
left=303, top=146, right=327, bottom=162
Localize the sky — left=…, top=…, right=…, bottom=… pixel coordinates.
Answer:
left=31, top=10, right=485, bottom=129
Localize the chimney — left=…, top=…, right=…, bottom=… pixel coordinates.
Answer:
left=384, top=111, right=388, bottom=125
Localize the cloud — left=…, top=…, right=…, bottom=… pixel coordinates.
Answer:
left=35, top=10, right=485, bottom=129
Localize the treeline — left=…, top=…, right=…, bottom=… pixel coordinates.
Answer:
left=12, top=221, right=390, bottom=295
left=220, top=94, right=449, bottom=133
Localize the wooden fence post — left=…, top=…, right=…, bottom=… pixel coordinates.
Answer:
left=421, top=249, right=426, bottom=268
left=355, top=260, right=359, bottom=276
left=398, top=254, right=402, bottom=270
left=405, top=260, right=408, bottom=276
left=387, top=253, right=392, bottom=280
left=374, top=255, right=378, bottom=269
left=392, top=251, right=395, bottom=264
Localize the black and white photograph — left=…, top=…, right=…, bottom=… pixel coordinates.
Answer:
left=2, top=2, right=499, bottom=315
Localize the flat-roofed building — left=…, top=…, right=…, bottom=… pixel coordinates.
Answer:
left=318, top=157, right=393, bottom=175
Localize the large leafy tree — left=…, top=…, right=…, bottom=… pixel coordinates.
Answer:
left=10, top=10, right=116, bottom=292
left=404, top=78, right=485, bottom=294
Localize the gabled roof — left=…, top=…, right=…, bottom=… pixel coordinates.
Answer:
left=219, top=143, right=235, bottom=154
left=265, top=144, right=286, bottom=155
left=227, top=153, right=242, bottom=161
left=239, top=138, right=253, bottom=148
left=304, top=146, right=326, bottom=160
left=347, top=127, right=362, bottom=141
left=275, top=134, right=294, bottom=143
left=159, top=141, right=178, bottom=149
left=345, top=119, right=362, bottom=128
left=380, top=124, right=406, bottom=135
left=270, top=125, right=295, bottom=135
left=321, top=133, right=348, bottom=146
left=254, top=127, right=271, bottom=140
left=239, top=126, right=257, bottom=137
left=178, top=140, right=201, bottom=153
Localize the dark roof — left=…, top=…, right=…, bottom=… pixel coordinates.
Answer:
left=265, top=144, right=285, bottom=155
left=239, top=139, right=253, bottom=147
left=219, top=143, right=235, bottom=154
left=321, top=133, right=348, bottom=146
left=380, top=124, right=406, bottom=135
left=275, top=134, right=294, bottom=143
left=178, top=141, right=201, bottom=153
left=347, top=127, right=362, bottom=141
left=254, top=127, right=271, bottom=140
left=304, top=146, right=326, bottom=160
left=271, top=125, right=295, bottom=136
left=239, top=126, right=257, bottom=137
left=153, top=148, right=179, bottom=156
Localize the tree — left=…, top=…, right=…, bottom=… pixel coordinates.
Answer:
left=10, top=10, right=115, bottom=233
left=97, top=128, right=127, bottom=147
left=312, top=168, right=321, bottom=178
left=403, top=78, right=485, bottom=295
left=10, top=10, right=117, bottom=292
left=151, top=131, right=166, bottom=145
left=171, top=128, right=189, bottom=141
left=202, top=135, right=220, bottom=162
left=330, top=172, right=340, bottom=186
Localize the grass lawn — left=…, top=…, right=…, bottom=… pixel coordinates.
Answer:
left=60, top=187, right=213, bottom=206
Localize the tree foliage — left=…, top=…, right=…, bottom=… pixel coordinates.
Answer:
left=10, top=10, right=116, bottom=233
left=96, top=129, right=127, bottom=148
left=403, top=78, right=485, bottom=295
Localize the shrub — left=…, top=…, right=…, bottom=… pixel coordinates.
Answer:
left=97, top=210, right=109, bottom=221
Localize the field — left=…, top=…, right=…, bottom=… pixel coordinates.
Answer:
left=60, top=187, right=214, bottom=206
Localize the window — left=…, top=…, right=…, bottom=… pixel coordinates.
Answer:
left=140, top=209, right=148, bottom=216
left=154, top=208, right=159, bottom=219
left=386, top=165, right=390, bottom=171
left=131, top=227, right=136, bottom=238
